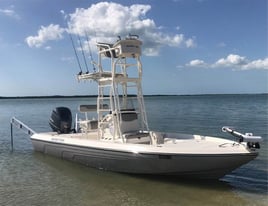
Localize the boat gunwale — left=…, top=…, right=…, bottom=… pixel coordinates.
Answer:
left=30, top=135, right=258, bottom=157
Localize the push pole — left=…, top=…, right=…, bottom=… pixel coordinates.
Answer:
left=10, top=121, right=14, bottom=152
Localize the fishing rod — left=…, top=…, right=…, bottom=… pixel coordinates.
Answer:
left=69, top=33, right=83, bottom=75
left=85, top=31, right=96, bottom=72
left=61, top=11, right=86, bottom=75
left=78, top=34, right=89, bottom=73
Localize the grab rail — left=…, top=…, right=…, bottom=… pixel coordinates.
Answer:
left=10, top=117, right=36, bottom=151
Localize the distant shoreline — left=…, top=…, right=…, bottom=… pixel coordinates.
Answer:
left=0, top=93, right=267, bottom=99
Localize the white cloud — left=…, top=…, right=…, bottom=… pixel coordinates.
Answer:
left=0, top=6, right=20, bottom=19
left=241, top=58, right=268, bottom=70
left=185, top=38, right=196, bottom=48
left=25, top=24, right=65, bottom=48
left=143, top=47, right=160, bottom=56
left=67, top=2, right=153, bottom=36
left=214, top=54, right=248, bottom=67
left=66, top=2, right=195, bottom=56
left=25, top=2, right=195, bottom=54
left=184, top=54, right=268, bottom=70
left=186, top=59, right=206, bottom=67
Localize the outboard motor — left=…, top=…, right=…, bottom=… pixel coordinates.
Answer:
left=49, top=107, right=72, bottom=134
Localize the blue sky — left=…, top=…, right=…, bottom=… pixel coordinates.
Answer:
left=0, top=0, right=267, bottom=96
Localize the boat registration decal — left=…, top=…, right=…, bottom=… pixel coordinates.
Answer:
left=51, top=138, right=64, bottom=143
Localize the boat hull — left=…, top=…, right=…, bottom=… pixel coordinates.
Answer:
left=31, top=138, right=257, bottom=179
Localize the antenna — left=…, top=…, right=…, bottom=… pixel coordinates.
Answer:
left=78, top=35, right=89, bottom=73
left=69, top=33, right=83, bottom=74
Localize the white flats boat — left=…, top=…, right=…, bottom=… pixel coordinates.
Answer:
left=11, top=35, right=262, bottom=179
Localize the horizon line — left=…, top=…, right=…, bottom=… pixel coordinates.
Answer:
left=0, top=93, right=267, bottom=99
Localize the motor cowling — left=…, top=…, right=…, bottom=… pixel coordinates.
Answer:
left=49, top=107, right=72, bottom=134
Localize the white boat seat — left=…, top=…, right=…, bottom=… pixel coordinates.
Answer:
left=123, top=132, right=151, bottom=144
left=123, top=132, right=149, bottom=139
left=120, top=111, right=139, bottom=134
left=119, top=110, right=151, bottom=143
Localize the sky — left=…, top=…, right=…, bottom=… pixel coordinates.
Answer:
left=0, top=0, right=267, bottom=96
